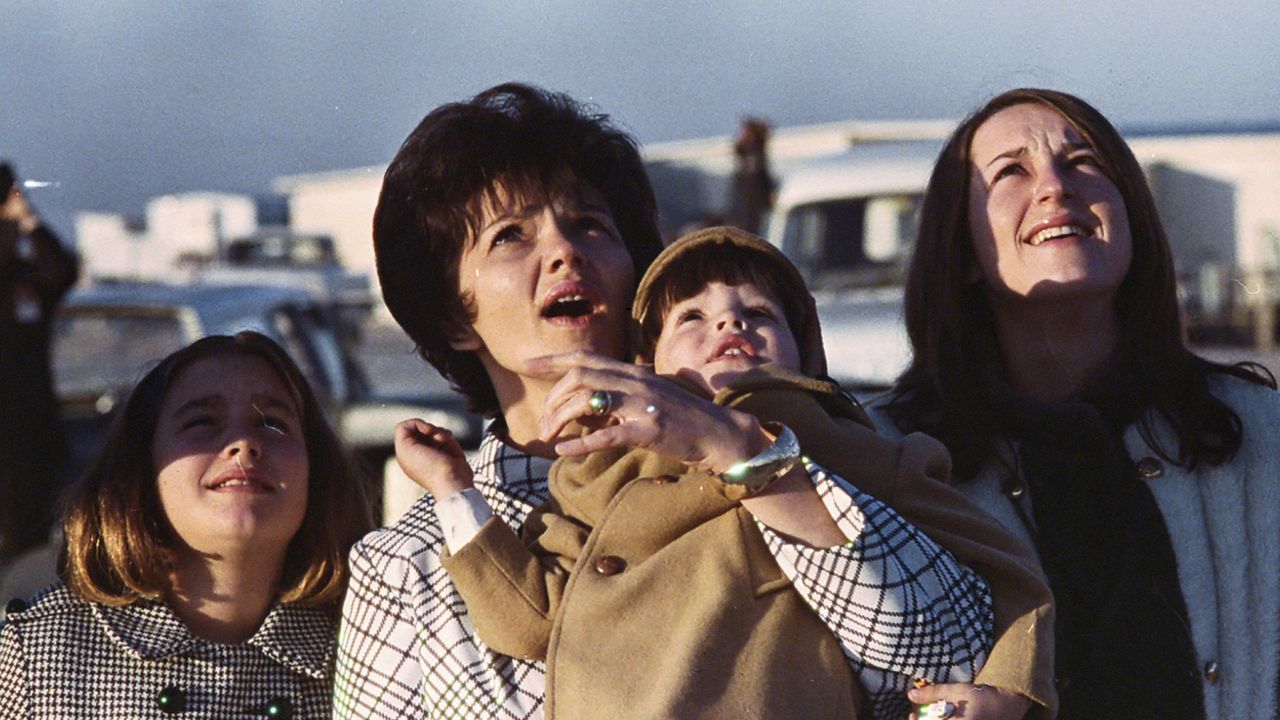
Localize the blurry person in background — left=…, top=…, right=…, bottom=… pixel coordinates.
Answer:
left=0, top=164, right=79, bottom=567
left=729, top=117, right=775, bottom=234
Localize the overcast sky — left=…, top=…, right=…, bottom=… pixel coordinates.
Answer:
left=4, top=1, right=1277, bottom=235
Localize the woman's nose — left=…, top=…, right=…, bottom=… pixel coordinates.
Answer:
left=543, top=219, right=586, bottom=273
left=1035, top=163, right=1073, bottom=203
left=224, top=434, right=262, bottom=459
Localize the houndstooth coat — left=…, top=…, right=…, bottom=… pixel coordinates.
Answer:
left=0, top=583, right=336, bottom=719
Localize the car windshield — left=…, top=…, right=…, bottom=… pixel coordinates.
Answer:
left=53, top=311, right=189, bottom=398
left=781, top=194, right=920, bottom=290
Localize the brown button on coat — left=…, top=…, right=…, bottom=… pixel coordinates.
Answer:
left=717, top=365, right=1057, bottom=717
left=444, top=366, right=1056, bottom=718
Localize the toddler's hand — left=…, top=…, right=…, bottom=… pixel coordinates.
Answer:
left=394, top=419, right=475, bottom=501
left=907, top=682, right=1030, bottom=719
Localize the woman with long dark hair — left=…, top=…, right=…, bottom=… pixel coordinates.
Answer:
left=878, top=88, right=1279, bottom=719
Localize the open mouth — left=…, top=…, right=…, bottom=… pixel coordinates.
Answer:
left=543, top=294, right=595, bottom=319
left=708, top=335, right=759, bottom=362
left=1027, top=224, right=1091, bottom=246
left=541, top=282, right=602, bottom=322
left=208, top=469, right=274, bottom=493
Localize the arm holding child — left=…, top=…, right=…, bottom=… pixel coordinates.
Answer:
left=717, top=367, right=1055, bottom=718
left=533, top=353, right=1004, bottom=717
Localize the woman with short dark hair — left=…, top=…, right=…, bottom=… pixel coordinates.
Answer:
left=878, top=88, right=1279, bottom=719
left=336, top=83, right=1005, bottom=719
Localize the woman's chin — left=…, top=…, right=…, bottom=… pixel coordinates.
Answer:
left=541, top=323, right=626, bottom=358
left=990, top=274, right=1123, bottom=306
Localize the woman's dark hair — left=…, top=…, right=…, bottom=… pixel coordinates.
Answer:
left=373, top=82, right=665, bottom=416
left=63, top=331, right=373, bottom=607
left=886, top=87, right=1273, bottom=479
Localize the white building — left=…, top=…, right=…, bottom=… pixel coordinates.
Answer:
left=146, top=192, right=257, bottom=267
left=272, top=167, right=384, bottom=281
left=73, top=212, right=148, bottom=279
left=75, top=192, right=257, bottom=281
left=1130, top=132, right=1280, bottom=273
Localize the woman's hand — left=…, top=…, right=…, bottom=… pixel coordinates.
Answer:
left=394, top=419, right=476, bottom=502
left=527, top=351, right=848, bottom=547
left=525, top=351, right=769, bottom=473
left=908, top=683, right=1031, bottom=720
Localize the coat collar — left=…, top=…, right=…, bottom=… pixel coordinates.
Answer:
left=473, top=427, right=554, bottom=507
left=92, top=595, right=335, bottom=679
left=244, top=602, right=336, bottom=679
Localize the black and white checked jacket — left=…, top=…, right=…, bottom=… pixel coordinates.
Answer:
left=334, top=431, right=992, bottom=720
left=0, top=584, right=336, bottom=719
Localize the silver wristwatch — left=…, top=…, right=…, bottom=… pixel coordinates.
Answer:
left=718, top=422, right=801, bottom=491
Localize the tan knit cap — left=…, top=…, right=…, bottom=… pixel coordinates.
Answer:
left=631, top=225, right=828, bottom=377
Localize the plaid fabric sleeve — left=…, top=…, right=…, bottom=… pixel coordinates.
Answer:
left=333, top=532, right=433, bottom=719
left=756, top=459, right=994, bottom=720
left=334, top=492, right=546, bottom=719
left=0, top=621, right=26, bottom=719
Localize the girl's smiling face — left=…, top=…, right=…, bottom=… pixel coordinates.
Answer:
left=151, top=353, right=309, bottom=557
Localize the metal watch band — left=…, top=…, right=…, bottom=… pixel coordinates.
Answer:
left=718, top=422, right=801, bottom=490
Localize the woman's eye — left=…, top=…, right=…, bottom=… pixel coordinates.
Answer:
left=677, top=309, right=703, bottom=324
left=490, top=225, right=523, bottom=248
left=747, top=306, right=777, bottom=321
left=181, top=415, right=214, bottom=431
left=577, top=214, right=618, bottom=239
left=262, top=416, right=291, bottom=434
left=992, top=163, right=1023, bottom=183
left=1069, top=153, right=1100, bottom=169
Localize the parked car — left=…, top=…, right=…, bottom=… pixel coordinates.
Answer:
left=762, top=141, right=941, bottom=389
left=52, top=280, right=481, bottom=516
left=200, top=228, right=376, bottom=330
left=766, top=140, right=939, bottom=293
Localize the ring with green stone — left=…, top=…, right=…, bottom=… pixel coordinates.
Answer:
left=587, top=389, right=614, bottom=416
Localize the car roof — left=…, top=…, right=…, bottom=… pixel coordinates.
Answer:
left=63, top=280, right=316, bottom=336
left=773, top=140, right=943, bottom=210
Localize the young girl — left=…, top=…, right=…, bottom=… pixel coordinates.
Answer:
left=0, top=331, right=372, bottom=719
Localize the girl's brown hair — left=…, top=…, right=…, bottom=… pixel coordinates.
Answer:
left=885, top=88, right=1273, bottom=479
left=62, top=331, right=373, bottom=607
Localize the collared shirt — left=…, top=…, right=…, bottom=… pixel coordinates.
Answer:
left=0, top=583, right=335, bottom=718
left=335, top=431, right=991, bottom=719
